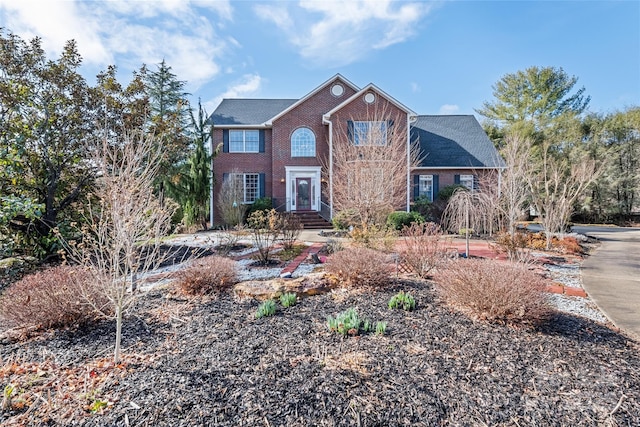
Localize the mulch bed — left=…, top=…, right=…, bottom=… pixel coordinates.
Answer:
left=1, top=280, right=639, bottom=426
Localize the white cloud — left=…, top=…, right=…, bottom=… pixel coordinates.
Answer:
left=206, top=74, right=263, bottom=112
left=438, top=104, right=460, bottom=115
left=0, top=0, right=233, bottom=87
left=411, top=82, right=421, bottom=93
left=256, top=0, right=432, bottom=67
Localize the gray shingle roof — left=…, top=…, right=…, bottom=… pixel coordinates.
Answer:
left=210, top=99, right=297, bottom=126
left=411, top=115, right=505, bottom=168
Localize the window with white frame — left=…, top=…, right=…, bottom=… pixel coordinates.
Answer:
left=352, top=121, right=388, bottom=146
left=229, top=130, right=259, bottom=153
left=419, top=175, right=434, bottom=201
left=460, top=174, right=475, bottom=191
left=231, top=173, right=260, bottom=203
left=291, top=127, right=316, bottom=157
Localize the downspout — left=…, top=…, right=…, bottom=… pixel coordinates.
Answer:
left=214, top=125, right=215, bottom=228
left=323, top=114, right=334, bottom=219
left=497, top=167, right=503, bottom=197
left=406, top=114, right=415, bottom=212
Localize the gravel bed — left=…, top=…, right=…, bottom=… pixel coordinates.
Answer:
left=547, top=294, right=609, bottom=324
left=236, top=259, right=283, bottom=281
left=1, top=282, right=638, bottom=426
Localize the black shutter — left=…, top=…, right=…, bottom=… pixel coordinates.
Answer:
left=259, top=130, right=265, bottom=153
left=413, top=175, right=420, bottom=200
left=223, top=130, right=229, bottom=153
left=454, top=174, right=460, bottom=185
left=259, top=173, right=266, bottom=198
left=473, top=175, right=479, bottom=191
left=222, top=173, right=229, bottom=182
left=347, top=120, right=354, bottom=144
left=433, top=175, right=439, bottom=201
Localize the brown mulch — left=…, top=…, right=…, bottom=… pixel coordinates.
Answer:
left=1, top=281, right=639, bottom=426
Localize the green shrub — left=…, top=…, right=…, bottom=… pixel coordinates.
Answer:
left=437, top=184, right=466, bottom=201
left=388, top=291, right=416, bottom=311
left=411, top=195, right=433, bottom=220
left=327, top=308, right=374, bottom=336
left=279, top=292, right=297, bottom=308
left=255, top=299, right=277, bottom=318
left=375, top=321, right=387, bottom=335
left=386, top=211, right=424, bottom=230
left=246, top=197, right=273, bottom=219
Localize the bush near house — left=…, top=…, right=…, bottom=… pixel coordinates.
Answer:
left=386, top=211, right=424, bottom=230
left=436, top=258, right=552, bottom=325
left=0, top=265, right=106, bottom=330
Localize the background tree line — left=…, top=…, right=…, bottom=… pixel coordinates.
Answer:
left=0, top=29, right=213, bottom=261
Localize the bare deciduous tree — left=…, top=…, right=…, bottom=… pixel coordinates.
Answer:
left=498, top=133, right=533, bottom=235
left=527, top=142, right=600, bottom=248
left=442, top=188, right=494, bottom=257
left=61, top=131, right=173, bottom=363
left=328, top=107, right=420, bottom=228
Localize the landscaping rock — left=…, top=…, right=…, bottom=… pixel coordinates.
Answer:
left=233, top=272, right=338, bottom=300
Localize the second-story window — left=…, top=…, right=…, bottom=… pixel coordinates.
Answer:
left=229, top=130, right=259, bottom=153
left=350, top=121, right=388, bottom=146
left=291, top=127, right=316, bottom=157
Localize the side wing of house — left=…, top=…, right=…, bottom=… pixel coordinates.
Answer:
left=410, top=115, right=506, bottom=203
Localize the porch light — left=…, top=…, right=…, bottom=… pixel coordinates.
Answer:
left=280, top=178, right=285, bottom=183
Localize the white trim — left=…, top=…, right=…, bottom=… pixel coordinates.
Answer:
left=265, top=74, right=359, bottom=125
left=215, top=124, right=270, bottom=129
left=406, top=112, right=411, bottom=212
left=285, top=166, right=322, bottom=212
left=323, top=83, right=417, bottom=119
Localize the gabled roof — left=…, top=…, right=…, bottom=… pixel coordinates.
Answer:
left=266, top=74, right=359, bottom=124
left=412, top=115, right=505, bottom=169
left=210, top=99, right=297, bottom=126
left=324, top=83, right=416, bottom=119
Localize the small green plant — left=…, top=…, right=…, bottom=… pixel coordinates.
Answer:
left=375, top=321, right=387, bottom=335
left=386, top=211, right=424, bottom=230
left=2, top=384, right=15, bottom=410
left=388, top=291, right=416, bottom=311
left=255, top=299, right=277, bottom=318
left=327, top=307, right=374, bottom=336
left=279, top=292, right=297, bottom=308
left=89, top=399, right=109, bottom=414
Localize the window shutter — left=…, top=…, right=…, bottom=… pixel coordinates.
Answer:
left=454, top=174, right=460, bottom=185
left=433, top=175, right=439, bottom=201
left=473, top=175, right=479, bottom=191
left=259, top=173, right=266, bottom=198
left=222, top=173, right=229, bottom=182
left=347, top=120, right=354, bottom=144
left=259, top=130, right=265, bottom=153
left=413, top=175, right=420, bottom=200
left=223, top=130, right=229, bottom=153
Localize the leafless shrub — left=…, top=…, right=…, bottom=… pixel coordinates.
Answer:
left=436, top=258, right=552, bottom=325
left=398, top=222, right=447, bottom=279
left=350, top=224, right=398, bottom=252
left=324, top=247, right=391, bottom=288
left=216, top=227, right=243, bottom=256
left=492, top=232, right=534, bottom=263
left=278, top=213, right=302, bottom=250
left=0, top=265, right=108, bottom=330
left=247, top=209, right=280, bottom=265
left=217, top=169, right=247, bottom=227
left=176, top=256, right=238, bottom=295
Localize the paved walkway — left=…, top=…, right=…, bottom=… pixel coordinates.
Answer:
left=575, top=226, right=640, bottom=340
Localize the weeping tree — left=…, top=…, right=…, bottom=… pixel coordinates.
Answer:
left=442, top=188, right=495, bottom=257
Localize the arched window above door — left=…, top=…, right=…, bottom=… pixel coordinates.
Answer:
left=291, top=127, right=316, bottom=157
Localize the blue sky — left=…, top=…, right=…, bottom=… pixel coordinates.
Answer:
left=1, top=0, right=638, bottom=118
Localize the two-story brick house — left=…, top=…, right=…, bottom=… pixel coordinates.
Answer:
left=209, top=74, right=504, bottom=226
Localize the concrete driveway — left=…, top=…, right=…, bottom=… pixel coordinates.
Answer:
left=574, top=225, right=640, bottom=340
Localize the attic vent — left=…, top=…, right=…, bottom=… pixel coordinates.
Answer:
left=331, top=83, right=344, bottom=97
left=364, top=92, right=376, bottom=104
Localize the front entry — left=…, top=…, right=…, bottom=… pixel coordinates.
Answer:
left=296, top=178, right=311, bottom=210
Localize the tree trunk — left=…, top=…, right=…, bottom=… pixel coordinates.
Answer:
left=114, top=304, right=123, bottom=364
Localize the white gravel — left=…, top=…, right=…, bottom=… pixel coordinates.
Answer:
left=235, top=259, right=283, bottom=281
left=547, top=294, right=609, bottom=323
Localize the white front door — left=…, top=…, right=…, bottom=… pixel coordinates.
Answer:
left=286, top=166, right=321, bottom=212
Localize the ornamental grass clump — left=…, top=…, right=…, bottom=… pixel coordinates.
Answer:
left=279, top=292, right=297, bottom=308
left=177, top=256, right=238, bottom=295
left=324, top=247, right=390, bottom=288
left=388, top=291, right=416, bottom=311
left=436, top=258, right=552, bottom=325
